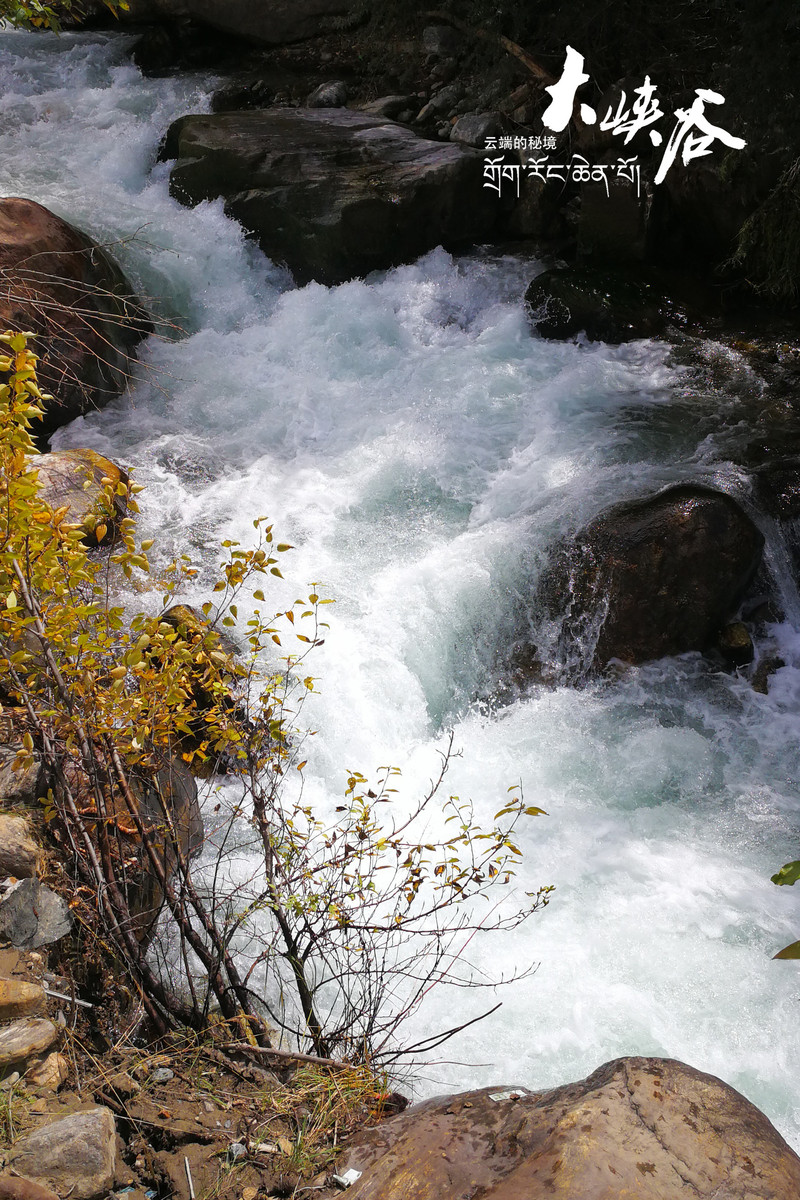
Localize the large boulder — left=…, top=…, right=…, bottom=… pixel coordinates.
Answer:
left=0, top=199, right=151, bottom=444
left=333, top=1057, right=800, bottom=1199
left=546, top=485, right=764, bottom=669
left=164, top=109, right=501, bottom=285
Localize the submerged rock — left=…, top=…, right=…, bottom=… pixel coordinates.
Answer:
left=0, top=198, right=151, bottom=444
left=525, top=266, right=668, bottom=342
left=165, top=108, right=500, bottom=285
left=334, top=1057, right=800, bottom=1199
left=544, top=485, right=763, bottom=670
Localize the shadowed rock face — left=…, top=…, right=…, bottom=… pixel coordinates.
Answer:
left=123, top=0, right=352, bottom=45
left=164, top=108, right=502, bottom=285
left=525, top=267, right=669, bottom=343
left=0, top=199, right=151, bottom=445
left=333, top=1058, right=800, bottom=1199
left=546, top=485, right=764, bottom=669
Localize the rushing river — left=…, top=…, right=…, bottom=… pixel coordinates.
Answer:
left=2, top=28, right=799, bottom=1146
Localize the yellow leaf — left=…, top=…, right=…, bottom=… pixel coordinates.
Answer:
left=5, top=591, right=17, bottom=609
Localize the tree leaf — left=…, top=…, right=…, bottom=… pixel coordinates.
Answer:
left=771, top=861, right=800, bottom=886
left=773, top=939, right=800, bottom=959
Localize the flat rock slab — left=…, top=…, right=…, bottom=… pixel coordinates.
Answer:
left=0, top=879, right=72, bottom=950
left=0, top=1018, right=57, bottom=1070
left=334, top=1058, right=800, bottom=1199
left=0, top=979, right=45, bottom=1022
left=9, top=1108, right=117, bottom=1200
left=165, top=108, right=501, bottom=285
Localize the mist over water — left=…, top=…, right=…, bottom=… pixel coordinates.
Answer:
left=3, top=28, right=799, bottom=1146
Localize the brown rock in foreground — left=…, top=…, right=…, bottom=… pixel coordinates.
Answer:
left=334, top=1058, right=800, bottom=1199
left=9, top=1108, right=117, bottom=1200
left=0, top=1177, right=60, bottom=1200
left=0, top=198, right=151, bottom=444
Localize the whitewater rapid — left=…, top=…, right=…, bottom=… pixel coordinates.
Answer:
left=2, top=27, right=799, bottom=1145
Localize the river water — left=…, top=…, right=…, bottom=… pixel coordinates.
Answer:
left=2, top=28, right=799, bottom=1145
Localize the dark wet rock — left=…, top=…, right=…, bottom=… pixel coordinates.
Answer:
left=0, top=880, right=72, bottom=950
left=0, top=199, right=151, bottom=445
left=210, top=76, right=275, bottom=112
left=334, top=1057, right=800, bottom=1200
left=165, top=108, right=500, bottom=286
left=307, top=80, right=348, bottom=108
left=449, top=112, right=504, bottom=148
left=545, top=485, right=764, bottom=669
left=577, top=173, right=652, bottom=264
left=179, top=0, right=352, bottom=46
left=9, top=1107, right=117, bottom=1200
left=752, top=653, right=786, bottom=694
left=717, top=621, right=755, bottom=666
left=752, top=460, right=800, bottom=521
left=655, top=153, right=779, bottom=269
left=422, top=25, right=461, bottom=58
left=131, top=24, right=176, bottom=74
left=31, top=449, right=130, bottom=548
left=525, top=266, right=669, bottom=342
